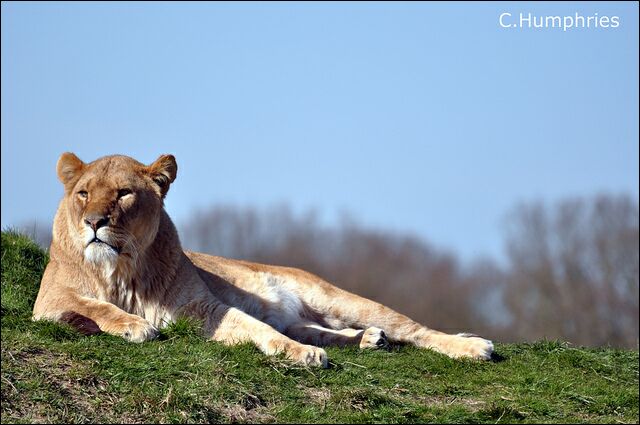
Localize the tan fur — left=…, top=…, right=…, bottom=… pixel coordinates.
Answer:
left=33, top=153, right=494, bottom=367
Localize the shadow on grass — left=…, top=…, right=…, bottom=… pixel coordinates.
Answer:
left=490, top=352, right=506, bottom=362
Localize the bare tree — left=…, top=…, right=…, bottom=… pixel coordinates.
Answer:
left=503, top=194, right=639, bottom=347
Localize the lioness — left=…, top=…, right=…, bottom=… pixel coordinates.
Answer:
left=33, top=153, right=493, bottom=367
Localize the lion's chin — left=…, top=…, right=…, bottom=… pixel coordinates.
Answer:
left=84, top=242, right=119, bottom=278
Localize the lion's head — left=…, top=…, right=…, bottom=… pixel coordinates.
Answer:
left=55, top=153, right=177, bottom=275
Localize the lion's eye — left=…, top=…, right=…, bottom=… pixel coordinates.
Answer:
left=77, top=191, right=88, bottom=199
left=117, top=189, right=132, bottom=199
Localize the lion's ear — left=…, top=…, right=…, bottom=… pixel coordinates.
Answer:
left=57, top=152, right=85, bottom=188
left=147, top=154, right=177, bottom=198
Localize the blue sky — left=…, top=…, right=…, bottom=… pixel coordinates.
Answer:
left=2, top=2, right=638, bottom=264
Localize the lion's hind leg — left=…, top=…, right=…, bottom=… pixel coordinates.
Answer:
left=284, top=322, right=389, bottom=349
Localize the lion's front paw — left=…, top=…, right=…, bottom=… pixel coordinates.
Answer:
left=359, top=327, right=389, bottom=349
left=114, top=315, right=159, bottom=343
left=287, top=344, right=328, bottom=368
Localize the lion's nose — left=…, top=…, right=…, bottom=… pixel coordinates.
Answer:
left=84, top=214, right=109, bottom=231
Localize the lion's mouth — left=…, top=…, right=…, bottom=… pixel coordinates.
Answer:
left=88, top=237, right=120, bottom=253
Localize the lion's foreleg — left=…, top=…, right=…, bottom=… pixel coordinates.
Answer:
left=284, top=322, right=389, bottom=349
left=33, top=291, right=159, bottom=342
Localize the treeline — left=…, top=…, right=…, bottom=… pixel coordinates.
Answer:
left=18, top=194, right=639, bottom=348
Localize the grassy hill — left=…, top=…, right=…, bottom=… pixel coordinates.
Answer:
left=1, top=231, right=638, bottom=424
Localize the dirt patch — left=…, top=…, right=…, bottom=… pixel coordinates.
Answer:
left=302, top=386, right=332, bottom=407
left=217, top=403, right=276, bottom=423
left=420, top=395, right=486, bottom=412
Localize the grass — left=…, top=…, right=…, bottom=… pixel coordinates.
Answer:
left=1, top=230, right=638, bottom=424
